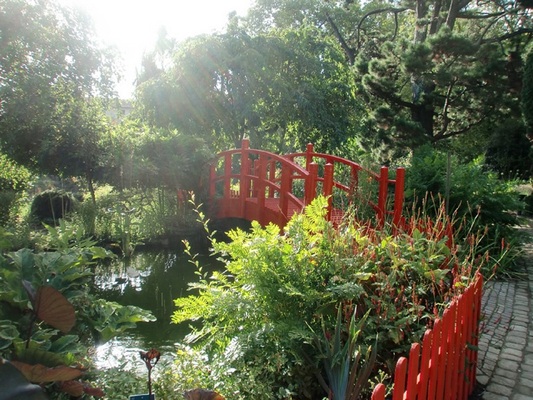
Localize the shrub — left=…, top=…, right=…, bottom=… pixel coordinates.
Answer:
left=171, top=197, right=481, bottom=399
left=405, top=145, right=523, bottom=277
left=0, top=153, right=32, bottom=226
left=30, top=190, right=75, bottom=225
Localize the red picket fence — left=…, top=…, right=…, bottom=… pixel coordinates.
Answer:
left=371, top=273, right=483, bottom=400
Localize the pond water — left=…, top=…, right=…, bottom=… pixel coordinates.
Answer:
left=92, top=249, right=221, bottom=370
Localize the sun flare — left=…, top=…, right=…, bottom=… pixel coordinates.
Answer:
left=57, top=0, right=253, bottom=97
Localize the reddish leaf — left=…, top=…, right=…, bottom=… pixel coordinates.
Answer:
left=34, top=286, right=75, bottom=333
left=11, top=361, right=83, bottom=383
left=58, top=380, right=84, bottom=397
left=84, top=384, right=105, bottom=397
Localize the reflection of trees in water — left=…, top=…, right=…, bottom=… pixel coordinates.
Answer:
left=94, top=250, right=221, bottom=323
left=93, top=250, right=222, bottom=367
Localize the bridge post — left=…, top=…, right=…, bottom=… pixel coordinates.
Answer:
left=280, top=164, right=291, bottom=223
left=240, top=139, right=251, bottom=213
left=323, top=163, right=334, bottom=221
left=224, top=154, right=232, bottom=198
left=377, top=166, right=389, bottom=227
left=256, top=156, right=267, bottom=225
left=305, top=162, right=318, bottom=205
left=305, top=143, right=314, bottom=170
left=349, top=165, right=359, bottom=201
left=209, top=163, right=216, bottom=199
left=393, top=167, right=405, bottom=228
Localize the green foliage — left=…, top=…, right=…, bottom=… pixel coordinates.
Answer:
left=71, top=184, right=202, bottom=250
left=247, top=0, right=530, bottom=153
left=406, top=145, right=523, bottom=277
left=91, top=363, right=146, bottom=399
left=0, top=154, right=32, bottom=226
left=171, top=197, right=480, bottom=398
left=485, top=119, right=532, bottom=179
left=137, top=27, right=358, bottom=153
left=84, top=299, right=156, bottom=343
left=0, top=0, right=117, bottom=178
left=0, top=154, right=32, bottom=193
left=0, top=222, right=158, bottom=397
left=133, top=132, right=213, bottom=192
left=0, top=225, right=155, bottom=368
left=311, top=307, right=377, bottom=400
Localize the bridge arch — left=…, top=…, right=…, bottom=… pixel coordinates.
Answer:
left=208, top=140, right=405, bottom=228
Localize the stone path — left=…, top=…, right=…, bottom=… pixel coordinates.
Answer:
left=477, top=226, right=533, bottom=399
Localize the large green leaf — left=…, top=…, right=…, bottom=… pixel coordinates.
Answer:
left=0, top=320, right=20, bottom=350
left=13, top=347, right=67, bottom=368
left=9, top=249, right=36, bottom=279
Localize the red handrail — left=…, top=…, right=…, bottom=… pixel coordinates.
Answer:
left=285, top=143, right=405, bottom=227
left=371, top=273, right=483, bottom=400
left=209, top=139, right=314, bottom=226
left=209, top=140, right=406, bottom=228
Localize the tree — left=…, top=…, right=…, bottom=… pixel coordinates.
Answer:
left=247, top=0, right=533, bottom=154
left=0, top=0, right=119, bottom=191
left=522, top=48, right=533, bottom=136
left=136, top=26, right=359, bottom=153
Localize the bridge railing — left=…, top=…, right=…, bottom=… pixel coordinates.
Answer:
left=209, top=140, right=315, bottom=226
left=209, top=140, right=406, bottom=227
left=371, top=273, right=483, bottom=400
left=285, top=143, right=405, bottom=227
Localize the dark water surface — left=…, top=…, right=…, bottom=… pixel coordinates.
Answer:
left=92, top=250, right=221, bottom=369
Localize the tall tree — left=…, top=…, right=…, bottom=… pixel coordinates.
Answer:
left=136, top=26, right=359, bottom=153
left=0, top=0, right=118, bottom=187
left=248, top=0, right=533, bottom=153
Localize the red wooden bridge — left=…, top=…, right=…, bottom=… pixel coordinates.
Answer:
left=208, top=139, right=405, bottom=228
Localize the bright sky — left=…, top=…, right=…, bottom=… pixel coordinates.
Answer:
left=58, top=0, right=254, bottom=98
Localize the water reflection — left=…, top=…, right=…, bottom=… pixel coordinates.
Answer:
left=93, top=250, right=220, bottom=368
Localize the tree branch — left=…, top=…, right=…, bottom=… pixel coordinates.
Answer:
left=366, top=80, right=416, bottom=110
left=480, top=28, right=533, bottom=45
left=356, top=7, right=409, bottom=49
left=325, top=12, right=356, bottom=65
left=436, top=78, right=458, bottom=138
left=434, top=117, right=486, bottom=141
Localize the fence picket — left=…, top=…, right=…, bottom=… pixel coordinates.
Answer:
left=392, top=357, right=408, bottom=400
left=418, top=330, right=433, bottom=399
left=371, top=274, right=483, bottom=400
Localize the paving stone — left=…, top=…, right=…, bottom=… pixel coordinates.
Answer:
left=498, top=359, right=520, bottom=370
left=486, top=382, right=513, bottom=396
left=483, top=392, right=509, bottom=400
left=518, top=376, right=533, bottom=389
left=501, top=353, right=523, bottom=362
left=513, top=394, right=533, bottom=400
left=472, top=226, right=533, bottom=399
left=504, top=342, right=526, bottom=351
left=492, top=373, right=519, bottom=387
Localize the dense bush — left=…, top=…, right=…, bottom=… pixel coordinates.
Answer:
left=405, top=145, right=523, bottom=277
left=485, top=119, right=532, bottom=180
left=0, top=153, right=32, bottom=226
left=30, top=190, right=75, bottom=225
left=169, top=197, right=483, bottom=399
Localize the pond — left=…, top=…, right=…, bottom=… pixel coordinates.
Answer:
left=92, top=249, right=221, bottom=370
